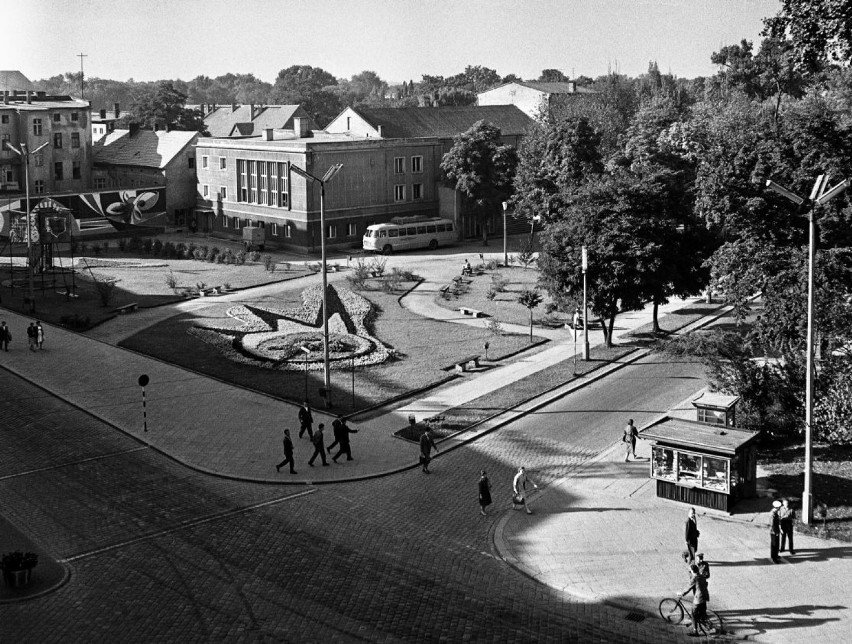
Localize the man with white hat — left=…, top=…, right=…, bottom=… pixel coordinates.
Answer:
left=770, top=500, right=782, bottom=563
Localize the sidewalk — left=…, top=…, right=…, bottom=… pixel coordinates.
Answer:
left=494, top=396, right=852, bottom=644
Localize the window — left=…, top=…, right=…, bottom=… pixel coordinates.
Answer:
left=394, top=184, right=405, bottom=202
left=677, top=452, right=701, bottom=485
left=412, top=183, right=423, bottom=200
left=220, top=186, right=227, bottom=200
left=232, top=217, right=241, bottom=229
left=188, top=156, right=195, bottom=169
left=248, top=160, right=257, bottom=202
left=394, top=157, right=404, bottom=174
left=71, top=112, right=79, bottom=122
left=34, top=179, right=45, bottom=194
left=202, top=184, right=209, bottom=197
left=388, top=228, right=399, bottom=238
left=220, top=157, right=227, bottom=170
left=348, top=223, right=357, bottom=237
left=0, top=134, right=8, bottom=150
left=278, top=161, right=288, bottom=206
left=697, top=408, right=726, bottom=425
left=222, top=215, right=229, bottom=228
left=411, top=155, right=423, bottom=173
left=54, top=162, right=63, bottom=180
left=72, top=161, right=81, bottom=179
left=32, top=119, right=42, bottom=136
left=326, top=224, right=337, bottom=239
left=71, top=132, right=80, bottom=148
left=202, top=156, right=208, bottom=169
left=238, top=159, right=248, bottom=201
left=271, top=223, right=278, bottom=236
left=406, top=227, right=416, bottom=236
left=53, top=113, right=61, bottom=123
left=651, top=447, right=676, bottom=482
left=53, top=133, right=63, bottom=149
left=1, top=115, right=8, bottom=124
left=285, top=223, right=292, bottom=238
left=94, top=177, right=106, bottom=190
left=702, top=457, right=729, bottom=493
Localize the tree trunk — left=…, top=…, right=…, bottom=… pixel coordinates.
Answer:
left=598, top=315, right=609, bottom=346
left=481, top=225, right=488, bottom=247
left=529, top=310, right=534, bottom=342
left=652, top=302, right=660, bottom=334
left=606, top=313, right=616, bottom=348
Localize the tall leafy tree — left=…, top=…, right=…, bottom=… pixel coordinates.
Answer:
left=122, top=81, right=208, bottom=133
left=763, top=0, right=852, bottom=71
left=273, top=65, right=341, bottom=127
left=440, top=121, right=518, bottom=246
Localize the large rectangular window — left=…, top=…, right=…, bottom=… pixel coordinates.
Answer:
left=53, top=133, right=63, bottom=149
left=412, top=183, right=423, bottom=200
left=203, top=184, right=209, bottom=197
left=394, top=184, right=405, bottom=202
left=33, top=153, right=43, bottom=167
left=94, top=177, right=106, bottom=190
left=72, top=161, right=81, bottom=179
left=34, top=179, right=45, bottom=194
left=271, top=223, right=279, bottom=236
left=0, top=134, right=8, bottom=151
left=348, top=222, right=357, bottom=237
left=54, top=162, right=63, bottom=180
left=326, top=224, right=337, bottom=239
left=411, top=155, right=423, bottom=173
left=248, top=160, right=257, bottom=203
left=202, top=156, right=208, bottom=169
left=238, top=159, right=248, bottom=202
left=236, top=158, right=288, bottom=208
left=278, top=162, right=288, bottom=206
left=220, top=186, right=227, bottom=200
left=71, top=132, right=80, bottom=148
left=394, top=157, right=404, bottom=174
left=32, top=119, right=42, bottom=136
left=219, top=157, right=227, bottom=170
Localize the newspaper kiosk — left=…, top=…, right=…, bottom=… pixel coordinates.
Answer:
left=639, top=395, right=758, bottom=512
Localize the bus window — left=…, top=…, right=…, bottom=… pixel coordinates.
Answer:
left=380, top=231, right=387, bottom=238
left=407, top=227, right=417, bottom=236
left=436, top=224, right=445, bottom=232
left=398, top=228, right=407, bottom=237
left=445, top=223, right=454, bottom=232
left=426, top=225, right=437, bottom=233
left=388, top=228, right=399, bottom=237
left=417, top=226, right=426, bottom=234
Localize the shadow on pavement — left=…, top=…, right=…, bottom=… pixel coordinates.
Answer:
left=0, top=513, right=68, bottom=603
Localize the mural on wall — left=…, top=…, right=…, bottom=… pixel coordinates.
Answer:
left=0, top=187, right=167, bottom=238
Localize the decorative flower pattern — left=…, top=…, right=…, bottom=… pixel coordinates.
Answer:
left=106, top=191, right=160, bottom=225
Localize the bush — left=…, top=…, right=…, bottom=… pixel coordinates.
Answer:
left=516, top=241, right=536, bottom=268
left=263, top=255, right=275, bottom=271
left=152, top=239, right=164, bottom=256
left=485, top=287, right=497, bottom=301
left=486, top=318, right=504, bottom=336
left=126, top=236, right=142, bottom=252
left=485, top=259, right=498, bottom=271
left=164, top=270, right=178, bottom=292
left=163, top=242, right=177, bottom=259
left=235, top=250, right=246, bottom=265
left=117, top=238, right=127, bottom=252
left=369, top=257, right=387, bottom=277
left=91, top=244, right=102, bottom=256
left=491, top=274, right=509, bottom=293
left=94, top=277, right=120, bottom=306
left=250, top=251, right=261, bottom=262
left=142, top=238, right=153, bottom=254
left=194, top=245, right=207, bottom=260
left=281, top=261, right=291, bottom=271
left=222, top=248, right=235, bottom=264
left=215, top=252, right=225, bottom=264
left=184, top=243, right=195, bottom=259
left=207, top=246, right=219, bottom=262
left=59, top=313, right=91, bottom=331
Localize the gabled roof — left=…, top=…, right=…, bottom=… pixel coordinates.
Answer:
left=480, top=80, right=599, bottom=96
left=347, top=105, right=533, bottom=139
left=204, top=104, right=316, bottom=137
left=0, top=71, right=35, bottom=93
left=93, top=129, right=198, bottom=169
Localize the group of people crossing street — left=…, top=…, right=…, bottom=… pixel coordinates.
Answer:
left=276, top=403, right=358, bottom=474
left=0, top=319, right=45, bottom=352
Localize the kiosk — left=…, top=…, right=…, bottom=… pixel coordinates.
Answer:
left=639, top=394, right=758, bottom=512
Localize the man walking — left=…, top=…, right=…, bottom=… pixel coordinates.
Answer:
left=298, top=401, right=313, bottom=440
left=779, top=498, right=796, bottom=555
left=419, top=427, right=438, bottom=473
left=685, top=507, right=700, bottom=564
left=512, top=466, right=539, bottom=515
left=770, top=500, right=782, bottom=563
left=275, top=429, right=297, bottom=474
left=0, top=320, right=11, bottom=352
left=623, top=418, right=638, bottom=461
left=26, top=322, right=37, bottom=351
left=308, top=423, right=329, bottom=467
left=331, top=418, right=358, bottom=462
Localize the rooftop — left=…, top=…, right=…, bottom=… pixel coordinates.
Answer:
left=0, top=70, right=35, bottom=93
left=204, top=104, right=317, bottom=137
left=93, top=128, right=198, bottom=169
left=639, top=416, right=759, bottom=454
left=348, top=105, right=534, bottom=138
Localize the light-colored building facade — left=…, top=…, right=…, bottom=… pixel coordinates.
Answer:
left=91, top=103, right=129, bottom=141
left=477, top=80, right=598, bottom=119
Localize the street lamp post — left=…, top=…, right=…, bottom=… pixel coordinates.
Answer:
left=7, top=140, right=49, bottom=313
left=300, top=345, right=311, bottom=402
left=290, top=163, right=343, bottom=408
left=501, top=201, right=508, bottom=267
left=766, top=175, right=849, bottom=524
left=581, top=245, right=590, bottom=360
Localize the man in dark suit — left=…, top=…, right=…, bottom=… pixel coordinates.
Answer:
left=298, top=401, right=313, bottom=440
left=276, top=429, right=297, bottom=474
left=331, top=418, right=358, bottom=463
left=685, top=507, right=700, bottom=564
left=0, top=321, right=11, bottom=351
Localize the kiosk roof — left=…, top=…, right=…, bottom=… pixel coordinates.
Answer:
left=639, top=416, right=758, bottom=454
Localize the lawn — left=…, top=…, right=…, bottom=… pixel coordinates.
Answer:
left=118, top=277, right=547, bottom=415
left=435, top=266, right=570, bottom=328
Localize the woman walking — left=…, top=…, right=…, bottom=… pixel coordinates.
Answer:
left=512, top=466, right=539, bottom=515
left=478, top=470, right=492, bottom=516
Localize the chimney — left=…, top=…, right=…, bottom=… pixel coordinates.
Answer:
left=3, top=91, right=7, bottom=105
left=377, top=125, right=383, bottom=137
left=264, top=128, right=274, bottom=141
left=99, top=108, right=107, bottom=119
left=114, top=102, right=120, bottom=117
left=293, top=117, right=309, bottom=138
left=129, top=123, right=139, bottom=137
left=231, top=103, right=237, bottom=112
left=250, top=103, right=256, bottom=120
left=568, top=81, right=576, bottom=92
left=26, top=90, right=32, bottom=104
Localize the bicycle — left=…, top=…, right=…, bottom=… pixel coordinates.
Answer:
left=659, top=595, right=723, bottom=636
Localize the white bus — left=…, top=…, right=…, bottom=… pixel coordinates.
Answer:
left=362, top=217, right=456, bottom=254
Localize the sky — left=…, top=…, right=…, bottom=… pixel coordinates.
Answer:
left=2, top=0, right=780, bottom=84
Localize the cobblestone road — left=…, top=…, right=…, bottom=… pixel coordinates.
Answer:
left=1, top=362, right=705, bottom=643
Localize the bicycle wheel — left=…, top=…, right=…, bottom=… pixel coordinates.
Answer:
left=659, top=598, right=685, bottom=624
left=699, top=609, right=723, bottom=635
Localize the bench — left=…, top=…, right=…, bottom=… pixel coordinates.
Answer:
left=452, top=354, right=481, bottom=373
left=459, top=306, right=483, bottom=318
left=113, top=302, right=138, bottom=314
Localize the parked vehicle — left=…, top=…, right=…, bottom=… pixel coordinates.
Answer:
left=363, top=217, right=456, bottom=255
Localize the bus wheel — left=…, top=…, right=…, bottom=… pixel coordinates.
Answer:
left=428, top=239, right=438, bottom=250
left=382, top=245, right=393, bottom=255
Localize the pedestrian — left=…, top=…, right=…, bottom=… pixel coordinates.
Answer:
left=0, top=320, right=11, bottom=352
left=779, top=498, right=796, bottom=555
left=331, top=418, right=357, bottom=462
left=695, top=552, right=711, bottom=580
left=419, top=427, right=438, bottom=473
left=26, top=322, right=37, bottom=351
left=678, top=563, right=712, bottom=636
left=275, top=428, right=297, bottom=474
left=327, top=416, right=345, bottom=452
left=623, top=418, right=638, bottom=461
left=298, top=401, right=313, bottom=440
left=478, top=470, right=492, bottom=516
left=35, top=320, right=45, bottom=350
left=685, top=507, right=700, bottom=564
left=308, top=423, right=329, bottom=467
left=512, top=466, right=539, bottom=515
left=770, top=500, right=782, bottom=563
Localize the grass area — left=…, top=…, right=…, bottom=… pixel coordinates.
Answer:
left=119, top=277, right=546, bottom=415
left=760, top=442, right=852, bottom=542
left=435, top=266, right=568, bottom=328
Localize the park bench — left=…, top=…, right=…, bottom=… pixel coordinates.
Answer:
left=113, top=302, right=138, bottom=314
left=458, top=306, right=483, bottom=318
left=451, top=354, right=482, bottom=373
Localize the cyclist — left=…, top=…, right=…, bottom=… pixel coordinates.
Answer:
left=678, top=563, right=711, bottom=636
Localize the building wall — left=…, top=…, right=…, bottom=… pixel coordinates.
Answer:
left=477, top=84, right=547, bottom=119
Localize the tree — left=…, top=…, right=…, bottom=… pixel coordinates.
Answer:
left=440, top=121, right=518, bottom=246
left=122, top=81, right=208, bottom=134
left=763, top=0, right=852, bottom=72
left=517, top=289, right=543, bottom=341
left=539, top=69, right=570, bottom=83
left=273, top=65, right=341, bottom=127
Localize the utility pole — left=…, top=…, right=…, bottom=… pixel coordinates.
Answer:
left=77, top=53, right=87, bottom=99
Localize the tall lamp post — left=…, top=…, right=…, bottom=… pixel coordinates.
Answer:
left=581, top=245, right=590, bottom=360
left=766, top=174, right=849, bottom=524
left=501, top=201, right=508, bottom=267
left=290, top=163, right=343, bottom=408
left=7, top=140, right=49, bottom=313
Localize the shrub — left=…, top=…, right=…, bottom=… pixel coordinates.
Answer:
left=164, top=270, right=179, bottom=292
left=59, top=313, right=91, bottom=331
left=163, top=241, right=177, bottom=259
left=207, top=246, right=220, bottom=262
left=223, top=282, right=231, bottom=291
left=222, top=248, right=234, bottom=264
left=94, top=277, right=119, bottom=306
left=126, top=236, right=142, bottom=252
left=485, top=287, right=497, bottom=301
left=250, top=251, right=261, bottom=262
left=194, top=245, right=207, bottom=260
left=216, top=253, right=225, bottom=264
left=517, top=241, right=536, bottom=268
left=91, top=244, right=102, bottom=256
left=491, top=274, right=509, bottom=293
left=485, top=259, right=498, bottom=271
left=142, top=238, right=153, bottom=254
left=117, top=238, right=127, bottom=252
left=235, top=250, right=246, bottom=265
left=184, top=243, right=196, bottom=259
left=152, top=239, right=164, bottom=256
left=369, top=257, right=387, bottom=277
left=263, top=255, right=274, bottom=271
left=486, top=317, right=504, bottom=336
